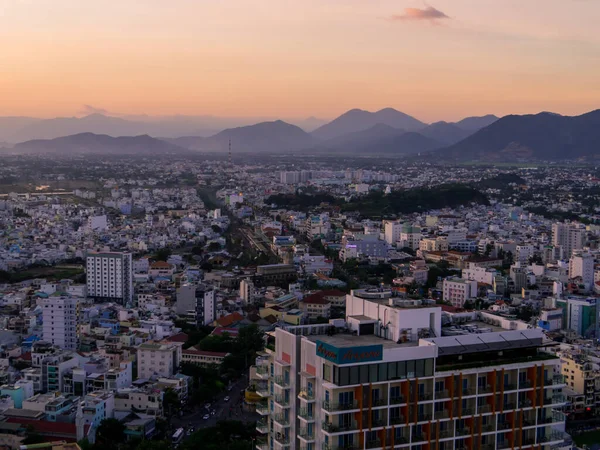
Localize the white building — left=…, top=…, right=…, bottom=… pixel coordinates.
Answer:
left=384, top=221, right=401, bottom=245
left=252, top=290, right=569, bottom=450
left=462, top=263, right=496, bottom=285
left=569, top=252, right=594, bottom=288
left=136, top=342, right=180, bottom=380
left=86, top=252, right=133, bottom=304
left=552, top=223, right=585, bottom=258
left=442, top=277, right=478, bottom=308
left=42, top=296, right=80, bottom=351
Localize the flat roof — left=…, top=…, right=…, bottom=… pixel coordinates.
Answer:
left=305, top=332, right=418, bottom=349
left=425, top=329, right=545, bottom=356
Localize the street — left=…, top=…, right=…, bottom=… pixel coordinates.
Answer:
left=171, top=376, right=260, bottom=438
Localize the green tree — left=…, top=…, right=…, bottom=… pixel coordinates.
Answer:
left=211, top=225, right=222, bottom=233
left=162, top=388, right=180, bottom=418
left=154, top=247, right=171, bottom=261
left=207, top=242, right=221, bottom=252
left=96, top=418, right=126, bottom=449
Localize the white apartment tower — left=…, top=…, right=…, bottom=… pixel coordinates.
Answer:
left=42, top=296, right=81, bottom=351
left=552, top=223, right=584, bottom=259
left=86, top=252, right=133, bottom=304
left=384, top=221, right=401, bottom=245
left=569, top=252, right=595, bottom=287
left=253, top=288, right=571, bottom=450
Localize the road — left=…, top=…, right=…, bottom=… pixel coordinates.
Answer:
left=171, top=375, right=260, bottom=437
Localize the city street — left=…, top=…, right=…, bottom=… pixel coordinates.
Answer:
left=171, top=375, right=260, bottom=437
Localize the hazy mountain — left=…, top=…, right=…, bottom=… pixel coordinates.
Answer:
left=319, top=123, right=405, bottom=150
left=312, top=108, right=426, bottom=140
left=454, top=114, right=499, bottom=131
left=0, top=117, right=42, bottom=141
left=292, top=116, right=328, bottom=132
left=419, top=121, right=472, bottom=145
left=11, top=133, right=191, bottom=155
left=437, top=110, right=600, bottom=161
left=168, top=120, right=317, bottom=153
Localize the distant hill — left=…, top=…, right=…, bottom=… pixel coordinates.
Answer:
left=167, top=120, right=317, bottom=153
left=318, top=123, right=404, bottom=150
left=454, top=114, right=499, bottom=131
left=437, top=110, right=600, bottom=161
left=312, top=108, right=426, bottom=140
left=12, top=133, right=192, bottom=155
left=419, top=122, right=472, bottom=145
left=292, top=116, right=328, bottom=132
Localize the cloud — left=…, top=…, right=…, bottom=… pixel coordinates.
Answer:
left=79, top=104, right=109, bottom=115
left=390, top=6, right=450, bottom=23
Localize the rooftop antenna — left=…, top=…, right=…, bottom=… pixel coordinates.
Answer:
left=228, top=139, right=232, bottom=165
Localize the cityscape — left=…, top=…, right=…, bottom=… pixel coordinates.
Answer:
left=2, top=1, right=600, bottom=450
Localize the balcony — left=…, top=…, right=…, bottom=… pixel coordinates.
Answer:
left=461, top=408, right=475, bottom=417
left=255, top=366, right=270, bottom=379
left=298, top=429, right=315, bottom=442
left=478, top=404, right=492, bottom=414
left=412, top=434, right=426, bottom=443
left=273, top=434, right=290, bottom=446
left=438, top=430, right=454, bottom=439
left=322, top=400, right=359, bottom=412
left=435, top=389, right=450, bottom=399
left=366, top=440, right=382, bottom=449
left=502, top=402, right=516, bottom=411
left=256, top=420, right=269, bottom=434
left=504, top=383, right=517, bottom=391
left=456, top=427, right=471, bottom=436
left=321, top=421, right=358, bottom=433
left=273, top=413, right=291, bottom=427
left=498, top=422, right=512, bottom=430
left=322, top=445, right=359, bottom=450
left=298, top=390, right=315, bottom=402
left=462, top=387, right=476, bottom=396
left=256, top=385, right=271, bottom=397
left=418, top=392, right=433, bottom=401
left=479, top=385, right=494, bottom=394
left=480, top=423, right=495, bottom=433
left=551, top=374, right=565, bottom=385
left=372, top=398, right=387, bottom=407
left=390, top=396, right=406, bottom=405
left=256, top=438, right=269, bottom=450
left=273, top=376, right=290, bottom=388
left=434, top=409, right=450, bottom=419
left=299, top=408, right=315, bottom=422
left=416, top=413, right=432, bottom=422
left=390, top=416, right=406, bottom=425
left=256, top=403, right=270, bottom=415
left=274, top=395, right=290, bottom=407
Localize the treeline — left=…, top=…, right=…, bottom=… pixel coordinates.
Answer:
left=265, top=192, right=340, bottom=210
left=343, top=184, right=489, bottom=217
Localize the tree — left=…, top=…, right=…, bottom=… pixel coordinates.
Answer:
left=207, top=242, right=221, bottom=252
left=154, top=247, right=171, bottom=261
left=211, top=225, right=222, bottom=234
left=463, top=300, right=475, bottom=310
left=162, top=388, right=180, bottom=418
left=96, top=418, right=126, bottom=449
left=484, top=244, right=494, bottom=257
left=21, top=425, right=45, bottom=445
left=136, top=440, right=171, bottom=450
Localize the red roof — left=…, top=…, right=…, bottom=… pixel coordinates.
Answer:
left=6, top=418, right=90, bottom=439
left=211, top=327, right=239, bottom=337
left=216, top=312, right=244, bottom=327
left=164, top=332, right=188, bottom=343
left=18, top=351, right=32, bottom=361
left=184, top=348, right=229, bottom=357
left=150, top=261, right=172, bottom=268
left=302, top=295, right=330, bottom=305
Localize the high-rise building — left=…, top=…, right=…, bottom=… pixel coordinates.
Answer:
left=552, top=223, right=585, bottom=259
left=176, top=283, right=216, bottom=325
left=136, top=342, right=180, bottom=380
left=569, top=252, right=595, bottom=287
left=252, top=288, right=570, bottom=450
left=42, top=295, right=81, bottom=351
left=86, top=252, right=133, bottom=304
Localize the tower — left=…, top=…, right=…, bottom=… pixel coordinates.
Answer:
left=228, top=139, right=232, bottom=165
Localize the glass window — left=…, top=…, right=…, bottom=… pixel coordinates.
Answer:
left=369, top=364, right=378, bottom=382
left=406, top=360, right=415, bottom=378
left=424, top=359, right=434, bottom=377
left=397, top=361, right=406, bottom=379
left=388, top=362, right=397, bottom=379
left=350, top=366, right=359, bottom=385
left=339, top=367, right=350, bottom=386
left=379, top=363, right=387, bottom=381
left=416, top=360, right=425, bottom=377
left=360, top=365, right=369, bottom=383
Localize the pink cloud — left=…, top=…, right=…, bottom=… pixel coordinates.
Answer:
left=390, top=6, right=450, bottom=23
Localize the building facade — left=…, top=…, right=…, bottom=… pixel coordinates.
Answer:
left=86, top=252, right=133, bottom=304
left=42, top=296, right=81, bottom=351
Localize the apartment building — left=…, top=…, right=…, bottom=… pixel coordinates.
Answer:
left=86, top=252, right=133, bottom=304
left=442, top=278, right=478, bottom=308
left=253, top=289, right=570, bottom=450
left=569, top=252, right=594, bottom=288
left=42, top=295, right=81, bottom=351
left=136, top=342, right=179, bottom=380
left=552, top=223, right=585, bottom=259
left=559, top=352, right=600, bottom=415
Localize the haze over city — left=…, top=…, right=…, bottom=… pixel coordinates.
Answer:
left=2, top=0, right=600, bottom=122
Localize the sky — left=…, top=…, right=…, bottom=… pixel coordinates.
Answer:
left=1, top=0, right=599, bottom=123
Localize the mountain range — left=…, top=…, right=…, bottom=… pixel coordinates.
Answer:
left=13, top=108, right=600, bottom=160
left=437, top=110, right=600, bottom=161
left=10, top=133, right=191, bottom=155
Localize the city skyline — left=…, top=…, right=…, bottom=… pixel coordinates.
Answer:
left=2, top=0, right=599, bottom=122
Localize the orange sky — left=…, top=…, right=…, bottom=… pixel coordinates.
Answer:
left=1, top=0, right=599, bottom=122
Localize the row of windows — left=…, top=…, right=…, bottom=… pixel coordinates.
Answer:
left=324, top=359, right=435, bottom=386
